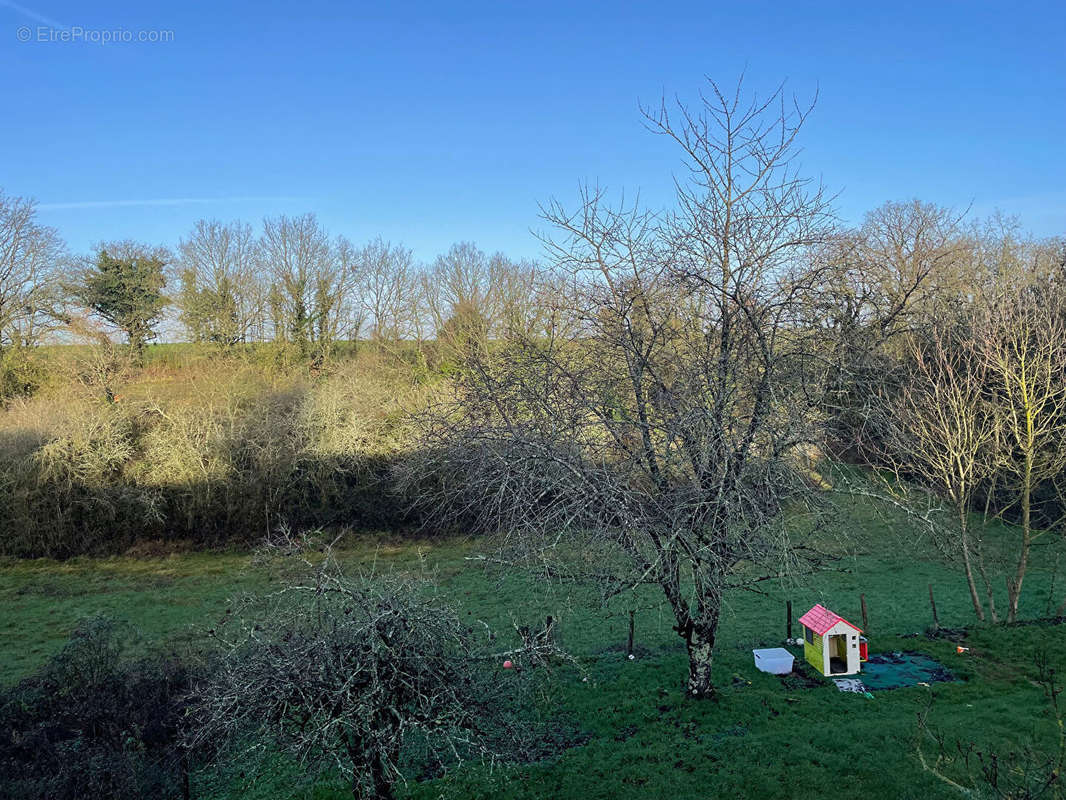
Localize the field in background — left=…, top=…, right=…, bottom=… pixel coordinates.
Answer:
left=3, top=495, right=1065, bottom=799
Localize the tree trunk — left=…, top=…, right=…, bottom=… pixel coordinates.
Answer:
left=180, top=753, right=190, bottom=800
left=958, top=502, right=985, bottom=621
left=626, top=609, right=635, bottom=658
left=971, top=519, right=999, bottom=623
left=682, top=617, right=720, bottom=699
left=366, top=757, right=394, bottom=800
left=130, top=335, right=146, bottom=365
left=976, top=557, right=999, bottom=623
left=1007, top=459, right=1033, bottom=624
left=661, top=553, right=721, bottom=698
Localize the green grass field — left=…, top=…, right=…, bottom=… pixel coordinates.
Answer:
left=3, top=499, right=1065, bottom=799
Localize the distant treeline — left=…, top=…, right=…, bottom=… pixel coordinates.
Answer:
left=0, top=191, right=547, bottom=377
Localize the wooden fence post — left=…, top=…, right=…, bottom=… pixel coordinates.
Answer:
left=626, top=610, right=635, bottom=658
left=786, top=600, right=793, bottom=641
left=860, top=593, right=869, bottom=632
left=928, top=584, right=940, bottom=630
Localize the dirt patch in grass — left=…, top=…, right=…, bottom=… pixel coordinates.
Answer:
left=780, top=660, right=824, bottom=690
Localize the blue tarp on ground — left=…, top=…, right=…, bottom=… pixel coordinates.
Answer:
left=859, top=651, right=955, bottom=690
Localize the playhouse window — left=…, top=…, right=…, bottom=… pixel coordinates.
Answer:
left=804, top=626, right=813, bottom=644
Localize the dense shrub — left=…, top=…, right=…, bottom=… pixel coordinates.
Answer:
left=0, top=617, right=197, bottom=800
left=0, top=348, right=46, bottom=401
left=0, top=354, right=438, bottom=557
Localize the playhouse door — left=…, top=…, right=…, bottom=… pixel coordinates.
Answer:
left=828, top=635, right=848, bottom=674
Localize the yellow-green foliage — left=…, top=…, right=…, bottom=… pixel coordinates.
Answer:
left=0, top=347, right=49, bottom=399
left=0, top=350, right=438, bottom=557
left=36, top=404, right=138, bottom=486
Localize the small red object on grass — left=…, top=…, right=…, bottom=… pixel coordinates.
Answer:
left=503, top=660, right=514, bottom=669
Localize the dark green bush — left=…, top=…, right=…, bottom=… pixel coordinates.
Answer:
left=0, top=617, right=198, bottom=800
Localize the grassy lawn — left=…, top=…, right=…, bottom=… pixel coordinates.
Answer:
left=3, top=501, right=1065, bottom=799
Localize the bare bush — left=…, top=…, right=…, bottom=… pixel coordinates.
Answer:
left=916, top=652, right=1064, bottom=799
left=188, top=534, right=568, bottom=799
left=0, top=617, right=197, bottom=800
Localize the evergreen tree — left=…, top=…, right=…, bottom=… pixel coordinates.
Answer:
left=80, top=243, right=167, bottom=357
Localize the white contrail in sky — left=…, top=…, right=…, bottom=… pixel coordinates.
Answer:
left=0, top=0, right=66, bottom=29
left=38, top=196, right=307, bottom=210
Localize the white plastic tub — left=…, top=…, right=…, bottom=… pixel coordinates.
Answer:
left=752, top=647, right=795, bottom=675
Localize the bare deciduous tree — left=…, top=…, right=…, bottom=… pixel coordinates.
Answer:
left=854, top=223, right=1066, bottom=625
left=0, top=191, right=67, bottom=351
left=328, top=234, right=369, bottom=345
left=357, top=237, right=419, bottom=347
left=424, top=242, right=496, bottom=337
left=489, top=255, right=545, bottom=338
left=812, top=200, right=964, bottom=456
left=175, top=219, right=264, bottom=347
left=406, top=79, right=835, bottom=699
left=259, top=214, right=360, bottom=362
left=978, top=288, right=1066, bottom=623
left=876, top=321, right=1000, bottom=621
left=855, top=200, right=966, bottom=328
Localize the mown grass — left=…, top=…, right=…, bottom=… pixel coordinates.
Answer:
left=3, top=497, right=1065, bottom=799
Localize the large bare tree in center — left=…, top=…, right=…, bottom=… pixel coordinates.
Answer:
left=409, top=80, right=834, bottom=698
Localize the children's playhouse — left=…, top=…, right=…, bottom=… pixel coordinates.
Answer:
left=799, top=604, right=867, bottom=677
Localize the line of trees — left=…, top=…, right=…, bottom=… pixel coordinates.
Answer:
left=2, top=190, right=1059, bottom=384
left=0, top=195, right=545, bottom=371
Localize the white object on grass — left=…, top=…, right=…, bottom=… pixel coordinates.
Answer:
left=752, top=647, right=795, bottom=675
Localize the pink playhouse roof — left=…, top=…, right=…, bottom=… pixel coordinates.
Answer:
left=798, top=604, right=862, bottom=636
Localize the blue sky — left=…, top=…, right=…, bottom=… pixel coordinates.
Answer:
left=2, top=0, right=1064, bottom=262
